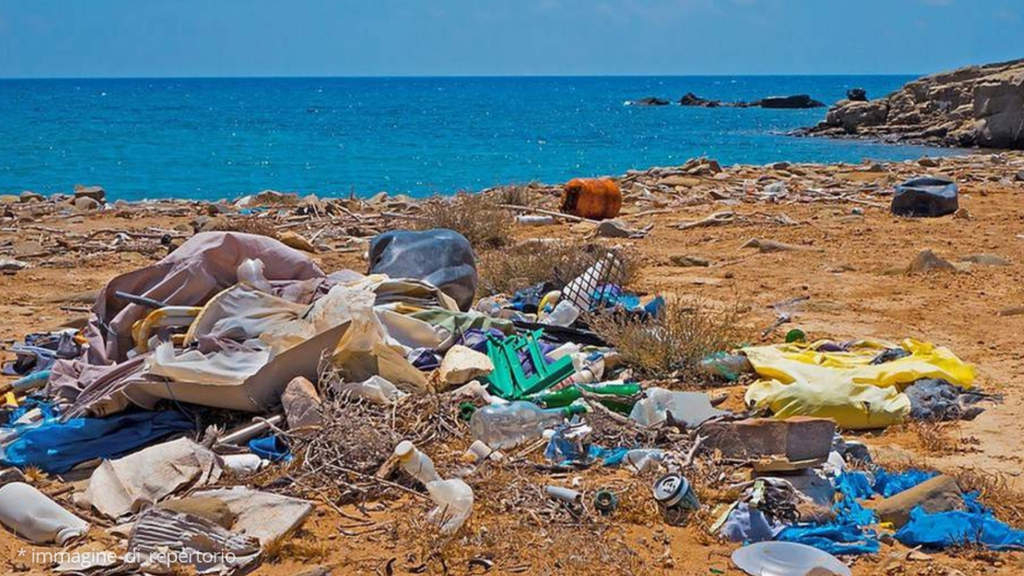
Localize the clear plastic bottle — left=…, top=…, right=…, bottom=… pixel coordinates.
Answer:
left=394, top=440, right=441, bottom=485
left=0, top=482, right=89, bottom=544
left=469, top=401, right=569, bottom=449
left=542, top=300, right=580, bottom=327
left=425, top=478, right=474, bottom=534
left=699, top=352, right=753, bottom=381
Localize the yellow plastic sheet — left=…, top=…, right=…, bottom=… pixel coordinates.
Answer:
left=743, top=339, right=975, bottom=429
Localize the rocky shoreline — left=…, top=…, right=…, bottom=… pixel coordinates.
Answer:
left=799, top=59, right=1024, bottom=150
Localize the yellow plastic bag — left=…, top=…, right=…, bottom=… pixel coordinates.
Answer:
left=743, top=339, right=975, bottom=429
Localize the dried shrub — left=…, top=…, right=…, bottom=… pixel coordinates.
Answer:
left=200, top=215, right=278, bottom=238
left=898, top=420, right=978, bottom=455
left=477, top=240, right=639, bottom=297
left=490, top=183, right=536, bottom=206
left=953, top=468, right=1024, bottom=527
left=414, top=192, right=513, bottom=249
left=589, top=296, right=743, bottom=380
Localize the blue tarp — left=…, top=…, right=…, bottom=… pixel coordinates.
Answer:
left=776, top=471, right=881, bottom=555
left=896, top=492, right=1024, bottom=550
left=2, top=401, right=194, bottom=474
left=777, top=468, right=1024, bottom=554
left=873, top=468, right=937, bottom=497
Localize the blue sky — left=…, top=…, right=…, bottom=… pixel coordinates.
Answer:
left=1, top=0, right=1021, bottom=77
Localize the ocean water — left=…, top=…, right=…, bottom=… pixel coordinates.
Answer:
left=0, top=76, right=958, bottom=201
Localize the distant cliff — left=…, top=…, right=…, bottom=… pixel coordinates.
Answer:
left=800, top=59, right=1024, bottom=149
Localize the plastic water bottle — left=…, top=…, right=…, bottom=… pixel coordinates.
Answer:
left=469, top=401, right=570, bottom=449
left=394, top=441, right=441, bottom=485
left=0, top=482, right=89, bottom=544
left=542, top=300, right=580, bottom=327
left=425, top=478, right=474, bottom=534
left=699, top=352, right=753, bottom=381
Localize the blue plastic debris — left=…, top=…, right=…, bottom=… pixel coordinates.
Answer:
left=1, top=401, right=194, bottom=474
left=248, top=434, right=292, bottom=462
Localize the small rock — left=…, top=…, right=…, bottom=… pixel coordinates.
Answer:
left=73, top=185, right=106, bottom=202
left=953, top=207, right=971, bottom=220
left=1015, top=169, right=1024, bottom=182
left=19, top=190, right=44, bottom=203
left=594, top=219, right=648, bottom=238
left=960, top=253, right=1010, bottom=266
left=439, top=345, right=494, bottom=388
left=998, top=306, right=1024, bottom=317
left=772, top=162, right=791, bottom=171
left=658, top=175, right=701, bottom=187
left=670, top=255, right=710, bottom=267
left=846, top=87, right=867, bottom=101
left=906, top=249, right=955, bottom=273
left=742, top=238, right=820, bottom=253
left=278, top=230, right=316, bottom=252
left=73, top=196, right=101, bottom=211
left=917, top=157, right=941, bottom=167
left=851, top=207, right=864, bottom=215
left=281, top=376, right=322, bottom=437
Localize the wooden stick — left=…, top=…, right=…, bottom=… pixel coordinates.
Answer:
left=497, top=204, right=600, bottom=225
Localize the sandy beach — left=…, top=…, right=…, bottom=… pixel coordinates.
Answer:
left=1, top=151, right=1023, bottom=574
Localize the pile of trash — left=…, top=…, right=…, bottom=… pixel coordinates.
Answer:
left=0, top=227, right=1011, bottom=575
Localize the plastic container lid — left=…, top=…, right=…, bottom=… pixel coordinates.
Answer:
left=731, top=541, right=851, bottom=576
left=393, top=440, right=414, bottom=459
left=652, top=473, right=688, bottom=507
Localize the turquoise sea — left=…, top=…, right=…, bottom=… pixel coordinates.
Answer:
left=0, top=76, right=959, bottom=201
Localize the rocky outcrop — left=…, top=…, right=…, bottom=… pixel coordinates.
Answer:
left=802, top=59, right=1024, bottom=149
left=630, top=97, right=670, bottom=106
left=757, top=95, right=824, bottom=109
left=677, top=93, right=823, bottom=109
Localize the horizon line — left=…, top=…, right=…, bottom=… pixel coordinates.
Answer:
left=0, top=72, right=922, bottom=81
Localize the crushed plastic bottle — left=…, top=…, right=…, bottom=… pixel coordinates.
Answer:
left=425, top=478, right=474, bottom=534
left=699, top=352, right=753, bottom=381
left=335, top=375, right=408, bottom=404
left=469, top=401, right=575, bottom=449
left=624, top=448, right=666, bottom=473
left=394, top=440, right=442, bottom=485
left=236, top=258, right=272, bottom=292
left=0, top=482, right=89, bottom=544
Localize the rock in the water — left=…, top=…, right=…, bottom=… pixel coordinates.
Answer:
left=678, top=92, right=722, bottom=107
left=891, top=176, right=958, bottom=217
left=803, top=58, right=1024, bottom=149
left=438, top=345, right=493, bottom=387
left=631, top=97, right=669, bottom=106
left=907, top=249, right=955, bottom=273
left=278, top=230, right=316, bottom=252
left=670, top=255, right=710, bottom=267
left=960, top=253, right=1011, bottom=266
left=755, top=94, right=824, bottom=109
left=742, top=238, right=820, bottom=253
left=846, top=88, right=867, bottom=101
left=73, top=185, right=106, bottom=202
